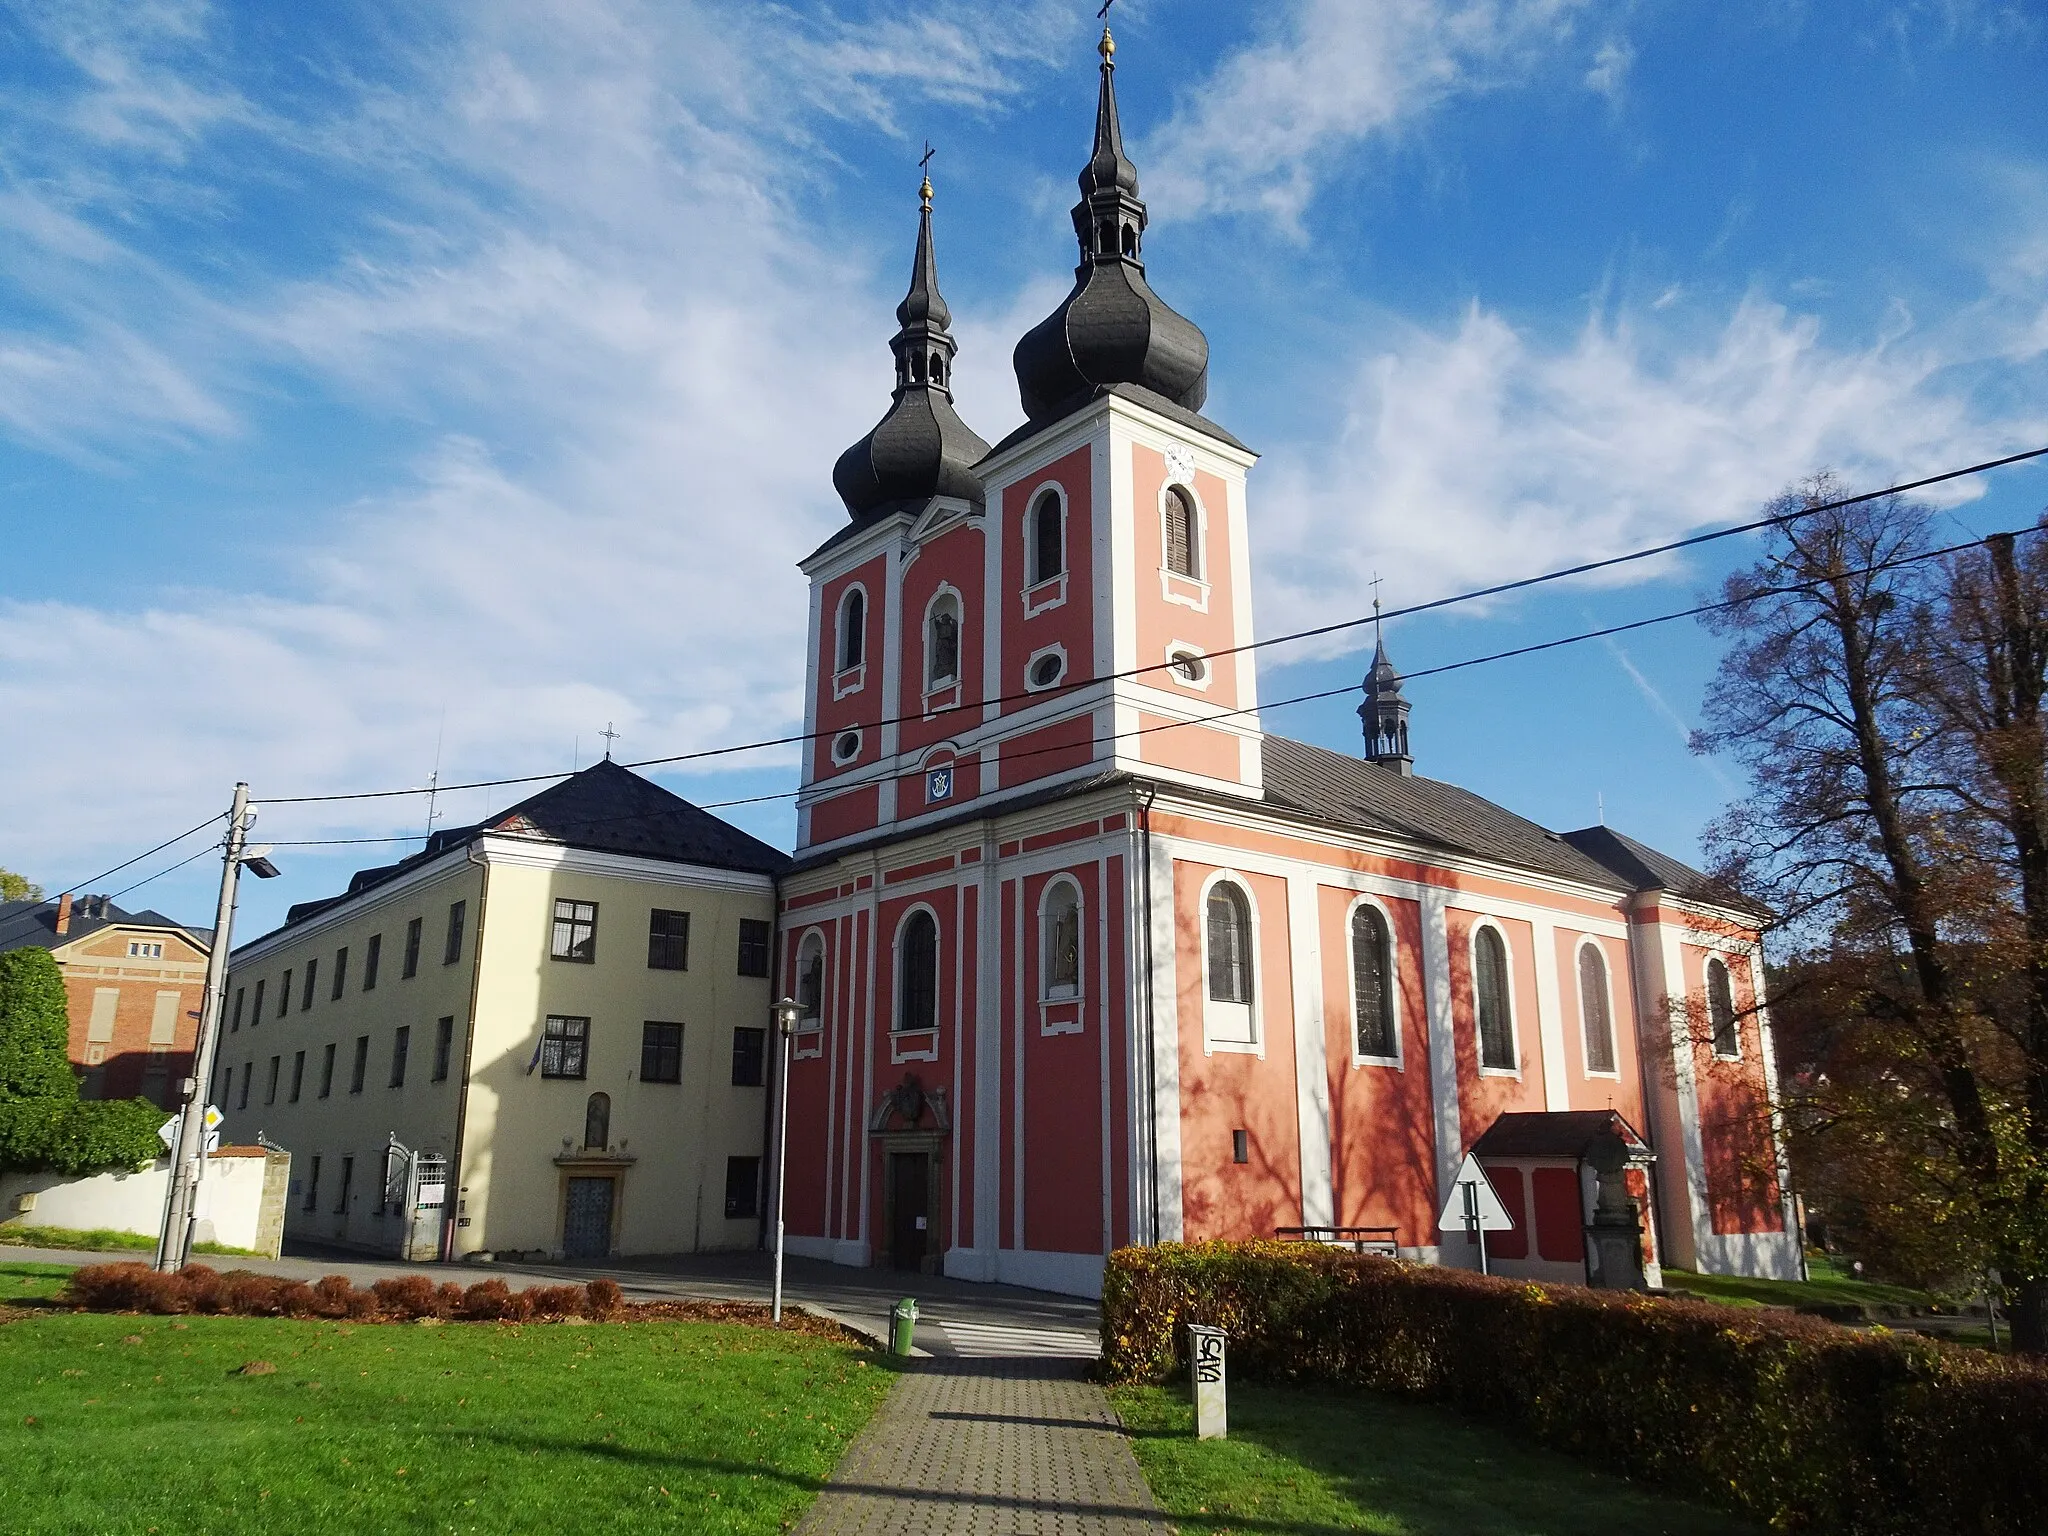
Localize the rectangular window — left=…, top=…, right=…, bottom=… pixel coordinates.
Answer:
left=237, top=1061, right=251, bottom=1110
left=304, top=1155, right=321, bottom=1213
left=647, top=909, right=691, bottom=971
left=433, top=1016, right=454, bottom=1082
left=550, top=899, right=598, bottom=963
left=1232, top=1129, right=1250, bottom=1165
left=290, top=1051, right=305, bottom=1103
left=277, top=971, right=292, bottom=1018
left=301, top=959, right=317, bottom=1012
left=319, top=1042, right=336, bottom=1098
left=265, top=1056, right=280, bottom=1106
left=336, top=1156, right=353, bottom=1214
left=363, top=932, right=382, bottom=991
left=250, top=979, right=265, bottom=1027
left=723, top=1156, right=761, bottom=1219
left=350, top=1035, right=369, bottom=1094
left=390, top=1025, right=411, bottom=1088
left=402, top=918, right=422, bottom=979
left=230, top=987, right=245, bottom=1033
left=730, top=1026, right=766, bottom=1087
left=736, top=919, right=771, bottom=978
left=443, top=901, right=466, bottom=966
left=217, top=1063, right=231, bottom=1105
left=332, top=947, right=349, bottom=1000
left=128, top=939, right=164, bottom=959
left=640, top=1022, right=684, bottom=1084
left=540, top=1016, right=589, bottom=1080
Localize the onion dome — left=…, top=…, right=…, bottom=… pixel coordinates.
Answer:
left=1012, top=25, right=1210, bottom=421
left=833, top=176, right=991, bottom=518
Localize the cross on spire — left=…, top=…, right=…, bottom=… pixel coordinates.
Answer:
left=919, top=141, right=935, bottom=207
left=599, top=722, right=620, bottom=761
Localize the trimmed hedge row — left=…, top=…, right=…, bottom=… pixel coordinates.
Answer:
left=1100, top=1242, right=2048, bottom=1536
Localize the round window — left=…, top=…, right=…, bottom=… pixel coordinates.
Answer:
left=1169, top=650, right=1208, bottom=684
left=1029, top=653, right=1065, bottom=689
left=831, top=730, right=861, bottom=763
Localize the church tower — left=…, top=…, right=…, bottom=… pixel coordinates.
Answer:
left=1359, top=628, right=1413, bottom=774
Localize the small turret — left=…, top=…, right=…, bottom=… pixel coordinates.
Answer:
left=1359, top=619, right=1412, bottom=775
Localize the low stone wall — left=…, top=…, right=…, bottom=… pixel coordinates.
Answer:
left=0, top=1146, right=291, bottom=1256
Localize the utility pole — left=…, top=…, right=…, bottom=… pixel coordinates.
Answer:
left=154, top=784, right=255, bottom=1272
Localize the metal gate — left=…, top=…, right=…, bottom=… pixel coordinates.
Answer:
left=563, top=1176, right=614, bottom=1260
left=382, top=1138, right=448, bottom=1261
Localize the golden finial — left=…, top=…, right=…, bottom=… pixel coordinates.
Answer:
left=1099, top=24, right=1114, bottom=61
left=919, top=141, right=935, bottom=210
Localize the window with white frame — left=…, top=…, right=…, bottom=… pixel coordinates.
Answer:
left=926, top=591, right=961, bottom=690
left=1579, top=942, right=1617, bottom=1074
left=1042, top=881, right=1081, bottom=1000
left=1029, top=489, right=1064, bottom=584
left=896, top=910, right=938, bottom=1033
left=1164, top=486, right=1200, bottom=577
left=1204, top=880, right=1255, bottom=1045
left=1351, top=903, right=1396, bottom=1059
left=1473, top=924, right=1516, bottom=1071
left=836, top=586, right=867, bottom=672
left=1707, top=957, right=1741, bottom=1059
left=797, top=934, right=826, bottom=1026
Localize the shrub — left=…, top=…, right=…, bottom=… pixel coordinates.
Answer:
left=1100, top=1242, right=2048, bottom=1536
left=458, top=1279, right=527, bottom=1322
left=524, top=1284, right=588, bottom=1320
left=312, top=1275, right=355, bottom=1318
left=372, top=1275, right=439, bottom=1320
left=586, top=1278, right=624, bottom=1319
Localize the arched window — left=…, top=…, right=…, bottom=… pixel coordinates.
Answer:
left=926, top=594, right=960, bottom=689
left=838, top=588, right=866, bottom=671
left=1165, top=487, right=1199, bottom=577
left=1351, top=904, right=1395, bottom=1058
left=797, top=935, right=825, bottom=1024
left=1707, top=958, right=1740, bottom=1059
left=1042, top=882, right=1081, bottom=999
left=1121, top=224, right=1138, bottom=258
left=1474, top=925, right=1515, bottom=1071
left=1206, top=883, right=1252, bottom=1005
left=583, top=1092, right=610, bottom=1151
left=1030, top=490, right=1064, bottom=584
left=1579, top=943, right=1616, bottom=1074
left=897, top=910, right=938, bottom=1033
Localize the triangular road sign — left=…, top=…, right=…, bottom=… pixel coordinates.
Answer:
left=157, top=1117, right=178, bottom=1151
left=1437, top=1152, right=1515, bottom=1233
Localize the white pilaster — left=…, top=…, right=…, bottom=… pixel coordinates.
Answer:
left=1529, top=916, right=1570, bottom=1111
left=1286, top=873, right=1334, bottom=1228
left=1419, top=888, right=1464, bottom=1220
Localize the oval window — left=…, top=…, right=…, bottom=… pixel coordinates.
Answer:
left=831, top=730, right=861, bottom=763
left=1169, top=650, right=1208, bottom=684
left=1029, top=653, right=1065, bottom=689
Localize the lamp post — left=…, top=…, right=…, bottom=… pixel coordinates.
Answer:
left=769, top=996, right=801, bottom=1323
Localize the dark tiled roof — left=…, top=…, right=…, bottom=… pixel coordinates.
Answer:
left=1258, top=736, right=1628, bottom=891
left=1472, top=1110, right=1649, bottom=1159
left=0, top=898, right=205, bottom=954
left=277, top=760, right=789, bottom=932
left=984, top=382, right=1249, bottom=461
left=1562, top=825, right=1767, bottom=918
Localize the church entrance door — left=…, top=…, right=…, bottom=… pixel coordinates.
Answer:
left=563, top=1176, right=615, bottom=1260
left=888, top=1153, right=929, bottom=1271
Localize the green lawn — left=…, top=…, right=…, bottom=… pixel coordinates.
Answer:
left=1111, top=1382, right=1762, bottom=1535
left=1662, top=1257, right=1929, bottom=1311
left=0, top=1222, right=257, bottom=1257
left=0, top=1288, right=894, bottom=1535
left=2, top=1261, right=77, bottom=1300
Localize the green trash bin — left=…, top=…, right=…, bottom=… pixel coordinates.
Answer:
left=890, top=1297, right=919, bottom=1357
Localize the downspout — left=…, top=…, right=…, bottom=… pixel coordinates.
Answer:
left=1624, top=887, right=1672, bottom=1275
left=441, top=844, right=492, bottom=1261
left=1138, top=783, right=1160, bottom=1245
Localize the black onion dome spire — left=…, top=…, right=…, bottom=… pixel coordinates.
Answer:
left=833, top=175, right=990, bottom=519
left=1012, top=25, right=1210, bottom=421
left=1359, top=616, right=1414, bottom=775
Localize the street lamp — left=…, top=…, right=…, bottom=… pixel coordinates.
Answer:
left=769, top=995, right=801, bottom=1323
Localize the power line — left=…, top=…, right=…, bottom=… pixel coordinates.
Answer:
left=52, top=814, right=228, bottom=899
left=109, top=842, right=223, bottom=903
left=259, top=444, right=2048, bottom=808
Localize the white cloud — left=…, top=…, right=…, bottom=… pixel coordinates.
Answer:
left=1584, top=37, right=1632, bottom=103
left=1253, top=294, right=2048, bottom=655
left=1142, top=0, right=1592, bottom=230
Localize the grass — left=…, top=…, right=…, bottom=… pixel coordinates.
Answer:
left=0, top=1222, right=258, bottom=1257
left=1662, top=1255, right=1930, bottom=1312
left=0, top=1286, right=895, bottom=1535
left=2, top=1262, right=78, bottom=1300
left=1111, top=1382, right=1762, bottom=1535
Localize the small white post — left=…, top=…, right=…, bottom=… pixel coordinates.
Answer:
left=1189, top=1324, right=1227, bottom=1440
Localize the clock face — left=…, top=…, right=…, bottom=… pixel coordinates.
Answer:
left=1164, top=444, right=1196, bottom=483
left=926, top=767, right=954, bottom=803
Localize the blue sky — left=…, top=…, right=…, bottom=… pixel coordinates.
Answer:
left=2, top=0, right=2045, bottom=938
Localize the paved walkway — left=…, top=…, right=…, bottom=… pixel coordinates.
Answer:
left=795, top=1357, right=1168, bottom=1536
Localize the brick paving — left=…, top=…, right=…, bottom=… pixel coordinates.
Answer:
left=794, top=1357, right=1169, bottom=1535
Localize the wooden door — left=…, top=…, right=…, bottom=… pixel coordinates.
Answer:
left=888, top=1153, right=928, bottom=1271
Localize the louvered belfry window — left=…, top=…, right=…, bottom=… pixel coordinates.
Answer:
left=1165, top=487, right=1198, bottom=577
left=1206, top=884, right=1251, bottom=1004
left=1351, top=905, right=1395, bottom=1057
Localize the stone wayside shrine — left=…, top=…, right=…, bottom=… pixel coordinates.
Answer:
left=772, top=24, right=1801, bottom=1298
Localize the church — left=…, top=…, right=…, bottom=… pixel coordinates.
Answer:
left=774, top=25, right=1800, bottom=1298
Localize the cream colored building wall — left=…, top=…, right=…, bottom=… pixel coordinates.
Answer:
left=454, top=841, right=775, bottom=1259
left=218, top=851, right=483, bottom=1251
left=219, top=835, right=776, bottom=1260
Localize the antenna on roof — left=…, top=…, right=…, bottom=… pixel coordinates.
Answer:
left=1597, top=791, right=1605, bottom=826
left=422, top=708, right=446, bottom=845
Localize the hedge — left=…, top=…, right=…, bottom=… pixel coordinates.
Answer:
left=0, top=1096, right=166, bottom=1175
left=1100, top=1242, right=2048, bottom=1536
